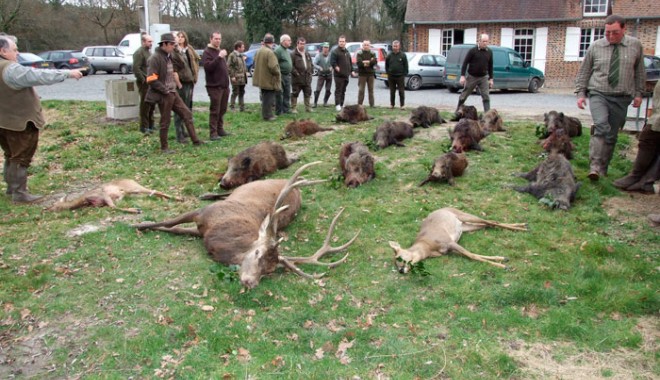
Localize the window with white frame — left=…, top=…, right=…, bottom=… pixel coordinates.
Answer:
left=579, top=28, right=605, bottom=57
left=442, top=30, right=453, bottom=56
left=514, top=29, right=534, bottom=64
left=583, top=0, right=608, bottom=16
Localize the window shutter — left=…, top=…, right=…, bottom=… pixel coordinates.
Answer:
left=501, top=28, right=514, bottom=48
left=534, top=27, right=548, bottom=73
left=429, top=29, right=441, bottom=54
left=565, top=27, right=581, bottom=62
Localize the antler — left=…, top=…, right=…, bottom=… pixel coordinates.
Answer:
left=279, top=207, right=361, bottom=279
left=267, top=161, right=327, bottom=236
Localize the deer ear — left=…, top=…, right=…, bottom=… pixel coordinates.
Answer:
left=258, top=214, right=271, bottom=238
left=388, top=241, right=401, bottom=253
left=241, top=156, right=251, bottom=168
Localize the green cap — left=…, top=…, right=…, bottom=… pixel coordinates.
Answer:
left=322, top=42, right=329, bottom=48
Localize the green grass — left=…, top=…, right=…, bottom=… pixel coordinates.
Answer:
left=0, top=101, right=657, bottom=378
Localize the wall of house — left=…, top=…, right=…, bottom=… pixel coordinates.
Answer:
left=408, top=19, right=659, bottom=89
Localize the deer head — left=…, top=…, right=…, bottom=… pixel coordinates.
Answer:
left=389, top=241, right=421, bottom=274
left=238, top=162, right=360, bottom=289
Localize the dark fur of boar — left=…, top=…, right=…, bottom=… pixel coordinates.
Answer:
left=281, top=119, right=333, bottom=139
left=542, top=128, right=575, bottom=159
left=219, top=142, right=298, bottom=189
left=451, top=104, right=479, bottom=121
left=514, top=151, right=580, bottom=210
left=336, top=105, right=373, bottom=124
left=339, top=142, right=376, bottom=188
left=481, top=109, right=505, bottom=132
left=409, top=106, right=446, bottom=128
left=419, top=152, right=468, bottom=186
left=543, top=111, right=582, bottom=138
left=449, top=119, right=489, bottom=153
left=373, top=121, right=414, bottom=149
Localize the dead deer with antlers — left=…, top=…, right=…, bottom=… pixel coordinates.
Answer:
left=133, top=162, right=360, bottom=289
left=389, top=208, right=527, bottom=272
left=47, top=179, right=182, bottom=214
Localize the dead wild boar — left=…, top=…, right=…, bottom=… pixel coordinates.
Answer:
left=514, top=151, right=580, bottom=210
left=409, top=106, right=446, bottom=128
left=281, top=119, right=333, bottom=139
left=373, top=121, right=414, bottom=149
left=451, top=104, right=479, bottom=121
left=219, top=142, right=298, bottom=189
left=481, top=109, right=505, bottom=132
left=419, top=152, right=468, bottom=186
left=336, top=105, right=373, bottom=124
left=542, top=128, right=575, bottom=159
left=339, top=142, right=375, bottom=188
left=543, top=110, right=583, bottom=138
left=449, top=118, right=489, bottom=153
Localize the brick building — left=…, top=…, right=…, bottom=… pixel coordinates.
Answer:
left=405, top=0, right=660, bottom=87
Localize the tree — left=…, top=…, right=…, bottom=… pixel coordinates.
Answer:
left=0, top=0, right=23, bottom=33
left=382, top=0, right=407, bottom=43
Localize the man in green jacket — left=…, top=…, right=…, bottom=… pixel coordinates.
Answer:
left=133, top=34, right=155, bottom=134
left=275, top=35, right=292, bottom=115
left=385, top=40, right=408, bottom=109
left=252, top=34, right=281, bottom=121
left=356, top=40, right=377, bottom=108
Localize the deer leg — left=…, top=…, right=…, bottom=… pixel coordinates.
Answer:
left=148, top=226, right=202, bottom=236
left=447, top=208, right=528, bottom=232
left=144, top=189, right=182, bottom=201
left=447, top=242, right=507, bottom=269
left=132, top=209, right=201, bottom=231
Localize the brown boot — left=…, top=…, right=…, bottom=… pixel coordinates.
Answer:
left=11, top=163, right=43, bottom=203
left=588, top=136, right=606, bottom=181
left=290, top=98, right=298, bottom=114
left=627, top=155, right=660, bottom=192
left=304, top=96, right=313, bottom=112
left=159, top=128, right=174, bottom=153
left=3, top=160, right=11, bottom=195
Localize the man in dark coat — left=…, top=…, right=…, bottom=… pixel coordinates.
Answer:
left=146, top=33, right=203, bottom=153
left=133, top=34, right=155, bottom=134
left=330, top=35, right=354, bottom=111
left=290, top=37, right=314, bottom=113
left=202, top=32, right=231, bottom=140
left=252, top=34, right=281, bottom=121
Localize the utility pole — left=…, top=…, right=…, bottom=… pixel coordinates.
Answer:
left=138, top=0, right=161, bottom=34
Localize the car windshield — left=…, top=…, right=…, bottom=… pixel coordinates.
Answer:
left=19, top=53, right=42, bottom=61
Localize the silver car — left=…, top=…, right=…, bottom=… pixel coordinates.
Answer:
left=82, top=45, right=132, bottom=75
left=376, top=52, right=446, bottom=91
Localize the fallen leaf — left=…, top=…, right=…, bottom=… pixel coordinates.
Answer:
left=314, top=348, right=325, bottom=360
left=236, top=347, right=251, bottom=363
left=201, top=305, right=215, bottom=311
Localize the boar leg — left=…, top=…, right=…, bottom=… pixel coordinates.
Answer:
left=147, top=226, right=201, bottom=236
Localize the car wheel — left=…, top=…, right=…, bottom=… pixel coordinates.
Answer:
left=406, top=75, right=422, bottom=91
left=88, top=65, right=96, bottom=75
left=383, top=80, right=389, bottom=87
left=528, top=78, right=540, bottom=93
left=312, top=67, right=319, bottom=76
left=448, top=86, right=460, bottom=93
left=120, top=65, right=129, bottom=75
left=250, top=67, right=255, bottom=77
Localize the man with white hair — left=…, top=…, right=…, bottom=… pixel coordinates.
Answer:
left=0, top=33, right=82, bottom=203
left=274, top=34, right=292, bottom=114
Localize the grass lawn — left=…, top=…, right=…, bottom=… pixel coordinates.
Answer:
left=0, top=100, right=657, bottom=379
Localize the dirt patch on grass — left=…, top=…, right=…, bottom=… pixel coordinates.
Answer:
left=505, top=316, right=658, bottom=379
left=603, top=193, right=660, bottom=228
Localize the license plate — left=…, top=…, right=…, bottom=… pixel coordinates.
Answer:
left=41, top=63, right=49, bottom=67
left=379, top=73, right=388, bottom=79
left=447, top=74, right=456, bottom=80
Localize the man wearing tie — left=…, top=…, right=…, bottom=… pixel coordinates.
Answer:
left=575, top=14, right=645, bottom=181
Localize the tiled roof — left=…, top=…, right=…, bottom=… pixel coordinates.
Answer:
left=405, top=0, right=582, bottom=24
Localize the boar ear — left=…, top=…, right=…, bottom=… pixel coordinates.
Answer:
left=241, top=156, right=251, bottom=168
left=388, top=241, right=402, bottom=253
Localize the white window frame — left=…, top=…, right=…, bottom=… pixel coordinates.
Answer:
left=583, top=0, right=608, bottom=17
left=580, top=28, right=605, bottom=58
left=441, top=29, right=454, bottom=56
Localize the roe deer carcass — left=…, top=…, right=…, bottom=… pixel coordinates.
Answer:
left=389, top=208, right=527, bottom=272
left=46, top=179, right=182, bottom=214
left=133, top=162, right=360, bottom=289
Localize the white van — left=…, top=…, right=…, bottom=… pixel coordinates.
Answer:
left=118, top=33, right=142, bottom=56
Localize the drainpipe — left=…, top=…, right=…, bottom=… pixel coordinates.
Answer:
left=412, top=23, right=417, bottom=51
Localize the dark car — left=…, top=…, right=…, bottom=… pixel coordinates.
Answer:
left=644, top=55, right=660, bottom=83
left=17, top=53, right=55, bottom=69
left=38, top=50, right=90, bottom=75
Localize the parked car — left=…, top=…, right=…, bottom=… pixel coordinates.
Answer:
left=444, top=44, right=545, bottom=93
left=372, top=43, right=393, bottom=55
left=81, top=45, right=132, bottom=75
left=644, top=54, right=660, bottom=83
left=375, top=52, right=446, bottom=91
left=38, top=50, right=90, bottom=75
left=244, top=48, right=258, bottom=76
left=17, top=53, right=55, bottom=69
